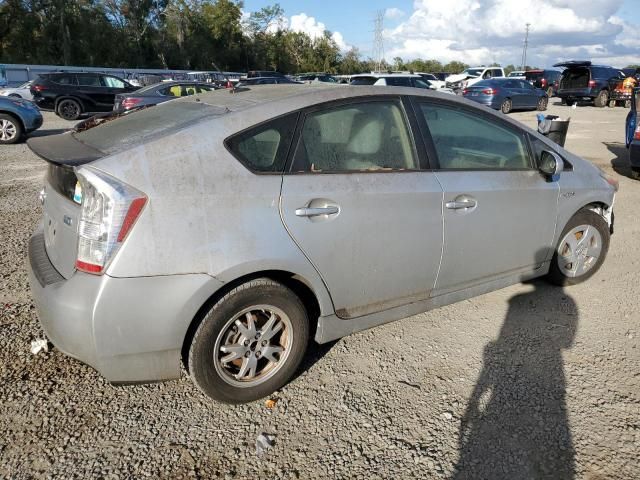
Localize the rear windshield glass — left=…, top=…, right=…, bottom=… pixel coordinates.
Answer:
left=525, top=72, right=543, bottom=80
left=73, top=101, right=225, bottom=154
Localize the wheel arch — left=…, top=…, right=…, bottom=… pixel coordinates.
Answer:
left=54, top=95, right=84, bottom=112
left=180, top=269, right=323, bottom=372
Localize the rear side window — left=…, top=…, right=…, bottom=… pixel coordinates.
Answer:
left=291, top=100, right=417, bottom=173
left=385, top=77, right=412, bottom=87
left=226, top=113, right=298, bottom=173
left=419, top=104, right=531, bottom=170
left=350, top=77, right=377, bottom=85
left=52, top=75, right=76, bottom=85
left=77, top=74, right=101, bottom=86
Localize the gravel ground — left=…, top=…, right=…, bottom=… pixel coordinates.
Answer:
left=0, top=104, right=638, bottom=479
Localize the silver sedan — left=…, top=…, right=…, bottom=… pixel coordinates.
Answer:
left=27, top=85, right=617, bottom=403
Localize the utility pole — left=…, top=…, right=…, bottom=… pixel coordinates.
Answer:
left=521, top=23, right=531, bottom=70
left=373, top=11, right=385, bottom=72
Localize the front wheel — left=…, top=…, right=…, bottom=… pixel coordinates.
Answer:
left=500, top=98, right=512, bottom=114
left=0, top=114, right=23, bottom=145
left=188, top=279, right=309, bottom=404
left=537, top=97, right=548, bottom=111
left=56, top=98, right=82, bottom=120
left=608, top=99, right=616, bottom=108
left=546, top=209, right=610, bottom=286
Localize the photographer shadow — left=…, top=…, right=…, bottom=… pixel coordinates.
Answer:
left=453, top=278, right=578, bottom=480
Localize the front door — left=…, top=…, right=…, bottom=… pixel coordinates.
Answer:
left=280, top=98, right=444, bottom=318
left=414, top=100, right=559, bottom=296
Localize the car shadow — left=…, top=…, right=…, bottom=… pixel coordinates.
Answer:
left=453, top=279, right=578, bottom=480
left=291, top=339, right=339, bottom=383
left=28, top=128, right=68, bottom=138
left=605, top=141, right=635, bottom=179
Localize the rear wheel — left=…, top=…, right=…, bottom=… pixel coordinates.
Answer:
left=188, top=279, right=309, bottom=404
left=537, top=97, right=548, bottom=111
left=547, top=209, right=610, bottom=286
left=500, top=98, right=512, bottom=114
left=594, top=90, right=608, bottom=108
left=608, top=99, right=616, bottom=108
left=56, top=98, right=82, bottom=120
left=0, top=114, right=23, bottom=145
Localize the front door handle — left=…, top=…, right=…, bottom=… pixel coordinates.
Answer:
left=445, top=197, right=477, bottom=210
left=295, top=206, right=339, bottom=217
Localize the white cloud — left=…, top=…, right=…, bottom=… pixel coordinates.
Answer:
left=385, top=8, right=405, bottom=20
left=383, top=0, right=638, bottom=67
left=287, top=13, right=350, bottom=50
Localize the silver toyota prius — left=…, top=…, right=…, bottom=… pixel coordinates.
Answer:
left=27, top=85, right=617, bottom=403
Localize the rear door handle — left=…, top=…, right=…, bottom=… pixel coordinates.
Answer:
left=295, top=206, right=339, bottom=217
left=445, top=199, right=477, bottom=210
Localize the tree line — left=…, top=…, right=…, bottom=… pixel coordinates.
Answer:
left=0, top=0, right=476, bottom=75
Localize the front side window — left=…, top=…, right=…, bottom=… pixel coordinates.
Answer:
left=102, top=76, right=126, bottom=88
left=226, top=113, right=298, bottom=173
left=419, top=104, right=531, bottom=170
left=385, top=77, right=412, bottom=87
left=291, top=100, right=417, bottom=173
left=77, top=74, right=101, bottom=87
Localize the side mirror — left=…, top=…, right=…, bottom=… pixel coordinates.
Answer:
left=539, top=150, right=564, bottom=177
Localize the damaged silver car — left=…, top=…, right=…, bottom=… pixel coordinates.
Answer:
left=27, top=84, right=617, bottom=403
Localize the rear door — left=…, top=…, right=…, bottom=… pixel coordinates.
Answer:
left=76, top=74, right=108, bottom=110
left=413, top=99, right=559, bottom=296
left=279, top=97, right=444, bottom=318
left=518, top=80, right=539, bottom=107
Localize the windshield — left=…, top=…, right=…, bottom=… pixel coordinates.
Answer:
left=462, top=68, right=483, bottom=77
left=73, top=101, right=226, bottom=154
left=525, top=72, right=543, bottom=81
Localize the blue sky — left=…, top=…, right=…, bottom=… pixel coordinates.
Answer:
left=243, top=0, right=640, bottom=67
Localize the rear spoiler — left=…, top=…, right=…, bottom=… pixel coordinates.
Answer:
left=27, top=133, right=105, bottom=166
left=552, top=60, right=591, bottom=68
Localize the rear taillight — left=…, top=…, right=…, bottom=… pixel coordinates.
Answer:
left=635, top=125, right=640, bottom=141
left=74, top=167, right=147, bottom=275
left=462, top=89, right=469, bottom=95
left=482, top=88, right=498, bottom=95
left=121, top=97, right=142, bottom=109
left=541, top=78, right=547, bottom=87
left=588, top=80, right=596, bottom=88
left=33, top=85, right=46, bottom=92
left=225, top=80, right=234, bottom=89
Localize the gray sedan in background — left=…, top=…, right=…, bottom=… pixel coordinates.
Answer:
left=27, top=85, right=617, bottom=404
left=113, top=81, right=218, bottom=113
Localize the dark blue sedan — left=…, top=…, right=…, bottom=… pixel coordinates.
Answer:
left=625, top=87, right=639, bottom=179
left=0, top=96, right=43, bottom=144
left=463, top=78, right=548, bottom=114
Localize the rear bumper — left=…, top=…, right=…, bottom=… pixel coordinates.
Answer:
left=630, top=142, right=640, bottom=169
left=27, top=226, right=223, bottom=383
left=557, top=88, right=597, bottom=99
left=24, top=112, right=43, bottom=132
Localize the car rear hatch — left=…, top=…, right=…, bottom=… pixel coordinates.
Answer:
left=555, top=61, right=591, bottom=92
left=28, top=100, right=224, bottom=279
left=525, top=71, right=544, bottom=88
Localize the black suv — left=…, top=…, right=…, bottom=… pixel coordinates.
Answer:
left=31, top=72, right=138, bottom=120
left=554, top=61, right=625, bottom=107
left=524, top=69, right=561, bottom=97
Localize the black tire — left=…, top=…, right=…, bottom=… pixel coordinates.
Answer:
left=625, top=100, right=632, bottom=109
left=546, top=87, right=554, bottom=98
left=189, top=279, right=309, bottom=404
left=56, top=98, right=82, bottom=120
left=594, top=90, right=608, bottom=108
left=537, top=97, right=548, bottom=111
left=608, top=99, right=616, bottom=108
left=500, top=98, right=512, bottom=114
left=547, top=209, right=610, bottom=286
left=631, top=168, right=640, bottom=180
left=0, top=113, right=23, bottom=145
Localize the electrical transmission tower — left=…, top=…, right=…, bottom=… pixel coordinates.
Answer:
left=521, top=23, right=531, bottom=70
left=373, top=11, right=385, bottom=72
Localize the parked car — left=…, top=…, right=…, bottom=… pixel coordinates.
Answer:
left=446, top=67, right=506, bottom=91
left=237, top=77, right=301, bottom=86
left=463, top=78, right=548, bottom=113
left=30, top=72, right=139, bottom=120
left=525, top=69, right=561, bottom=97
left=508, top=71, right=526, bottom=79
left=295, top=73, right=338, bottom=83
left=246, top=71, right=286, bottom=78
left=416, top=73, right=446, bottom=89
left=625, top=87, right=640, bottom=179
left=0, top=96, right=43, bottom=144
left=113, top=81, right=218, bottom=113
left=554, top=61, right=625, bottom=107
left=27, top=85, right=617, bottom=403
left=0, top=80, right=34, bottom=100
left=350, top=73, right=455, bottom=93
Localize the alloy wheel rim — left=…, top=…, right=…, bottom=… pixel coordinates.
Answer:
left=213, top=305, right=293, bottom=388
left=557, top=224, right=602, bottom=277
left=0, top=119, right=17, bottom=141
left=61, top=102, right=79, bottom=119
